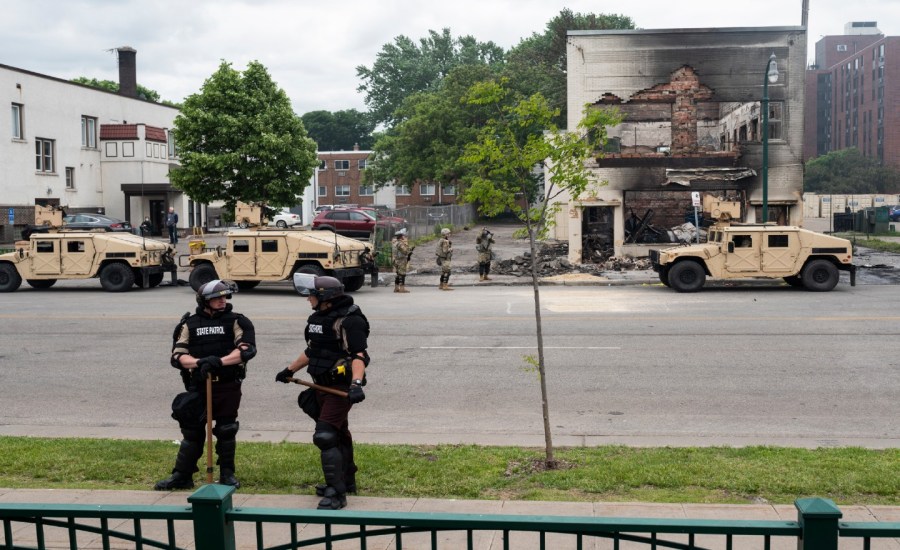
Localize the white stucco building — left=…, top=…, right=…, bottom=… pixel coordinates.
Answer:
left=2, top=47, right=184, bottom=242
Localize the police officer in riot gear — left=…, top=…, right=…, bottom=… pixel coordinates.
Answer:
left=155, top=279, right=256, bottom=491
left=276, top=274, right=369, bottom=510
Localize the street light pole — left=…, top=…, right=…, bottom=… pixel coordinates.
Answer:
left=761, top=53, right=779, bottom=223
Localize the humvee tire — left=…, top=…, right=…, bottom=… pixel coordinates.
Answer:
left=668, top=261, right=706, bottom=293
left=100, top=263, right=135, bottom=292
left=0, top=263, right=22, bottom=292
left=189, top=263, right=218, bottom=291
left=136, top=273, right=165, bottom=289
left=343, top=274, right=366, bottom=292
left=801, top=259, right=839, bottom=292
left=658, top=268, right=670, bottom=287
left=27, top=279, right=57, bottom=289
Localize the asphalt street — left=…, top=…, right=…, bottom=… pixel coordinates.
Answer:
left=1, top=276, right=898, bottom=449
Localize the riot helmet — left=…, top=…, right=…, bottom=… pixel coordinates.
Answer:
left=293, top=273, right=344, bottom=302
left=197, top=279, right=237, bottom=308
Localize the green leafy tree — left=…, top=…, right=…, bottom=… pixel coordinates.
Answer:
left=804, top=148, right=900, bottom=194
left=461, top=79, right=621, bottom=466
left=71, top=77, right=167, bottom=104
left=364, top=64, right=499, bottom=190
left=170, top=61, right=318, bottom=214
left=504, top=9, right=634, bottom=126
left=357, top=28, right=505, bottom=127
left=301, top=109, right=375, bottom=151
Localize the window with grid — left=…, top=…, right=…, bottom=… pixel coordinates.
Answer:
left=11, top=103, right=23, bottom=139
left=420, top=183, right=435, bottom=196
left=81, top=116, right=97, bottom=148
left=336, top=185, right=350, bottom=196
left=65, top=167, right=75, bottom=189
left=334, top=160, right=350, bottom=170
left=359, top=185, right=374, bottom=196
left=318, top=185, right=327, bottom=196
left=358, top=159, right=368, bottom=170
left=443, top=185, right=456, bottom=195
left=35, top=138, right=54, bottom=172
left=396, top=185, right=410, bottom=196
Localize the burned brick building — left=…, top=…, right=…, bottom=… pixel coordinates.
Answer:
left=556, top=27, right=807, bottom=263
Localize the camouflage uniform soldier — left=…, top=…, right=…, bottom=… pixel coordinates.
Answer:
left=436, top=227, right=453, bottom=291
left=475, top=227, right=494, bottom=281
left=391, top=228, right=413, bottom=293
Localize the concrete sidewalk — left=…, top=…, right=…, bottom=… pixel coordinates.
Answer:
left=2, top=487, right=899, bottom=549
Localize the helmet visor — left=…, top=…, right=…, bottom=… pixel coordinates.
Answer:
left=292, top=272, right=317, bottom=296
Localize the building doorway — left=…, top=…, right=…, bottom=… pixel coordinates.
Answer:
left=150, top=199, right=166, bottom=236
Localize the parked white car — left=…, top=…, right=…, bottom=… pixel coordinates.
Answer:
left=268, top=209, right=302, bottom=228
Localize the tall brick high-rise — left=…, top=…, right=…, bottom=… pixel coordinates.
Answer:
left=804, top=22, right=900, bottom=169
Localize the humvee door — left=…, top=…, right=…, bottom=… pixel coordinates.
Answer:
left=724, top=233, right=760, bottom=273
left=32, top=238, right=61, bottom=275
left=229, top=237, right=256, bottom=276
left=61, top=237, right=96, bottom=275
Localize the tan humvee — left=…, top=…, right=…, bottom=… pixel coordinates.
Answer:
left=181, top=202, right=378, bottom=292
left=0, top=206, right=176, bottom=292
left=650, top=221, right=856, bottom=292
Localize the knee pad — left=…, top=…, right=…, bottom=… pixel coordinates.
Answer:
left=181, top=426, right=205, bottom=442
left=313, top=421, right=339, bottom=451
left=213, top=421, right=239, bottom=440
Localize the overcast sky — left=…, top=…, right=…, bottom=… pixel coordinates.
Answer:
left=2, top=0, right=897, bottom=115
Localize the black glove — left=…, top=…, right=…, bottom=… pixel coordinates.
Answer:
left=239, top=343, right=257, bottom=363
left=196, top=356, right=223, bottom=379
left=348, top=383, right=365, bottom=404
left=275, top=368, right=293, bottom=384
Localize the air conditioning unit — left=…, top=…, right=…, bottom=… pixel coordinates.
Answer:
left=337, top=171, right=347, bottom=177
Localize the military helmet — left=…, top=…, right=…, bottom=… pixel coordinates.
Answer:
left=197, top=279, right=237, bottom=307
left=293, top=273, right=344, bottom=301
left=441, top=228, right=451, bottom=236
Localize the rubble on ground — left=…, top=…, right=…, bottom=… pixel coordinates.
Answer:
left=486, top=241, right=652, bottom=277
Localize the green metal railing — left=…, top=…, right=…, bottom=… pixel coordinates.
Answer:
left=1, top=485, right=898, bottom=550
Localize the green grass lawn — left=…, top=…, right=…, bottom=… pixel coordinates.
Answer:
left=1, top=437, right=897, bottom=505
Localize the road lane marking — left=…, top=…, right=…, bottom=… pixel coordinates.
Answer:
left=420, top=346, right=621, bottom=350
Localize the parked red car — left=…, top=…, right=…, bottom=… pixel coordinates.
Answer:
left=312, top=209, right=377, bottom=238
left=312, top=208, right=408, bottom=238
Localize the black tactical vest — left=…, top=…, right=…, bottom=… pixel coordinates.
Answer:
left=183, top=311, right=245, bottom=385
left=305, top=304, right=368, bottom=379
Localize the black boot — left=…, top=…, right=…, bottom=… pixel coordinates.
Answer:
left=317, top=486, right=347, bottom=510
left=215, top=438, right=240, bottom=488
left=154, top=470, right=194, bottom=491
left=219, top=469, right=240, bottom=488
left=154, top=439, right=202, bottom=490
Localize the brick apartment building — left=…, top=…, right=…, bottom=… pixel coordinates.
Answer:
left=315, top=147, right=458, bottom=210
left=804, top=22, right=900, bottom=169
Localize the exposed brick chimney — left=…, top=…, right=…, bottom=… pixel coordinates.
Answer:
left=117, top=46, right=138, bottom=98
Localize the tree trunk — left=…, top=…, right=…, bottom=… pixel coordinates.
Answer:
left=527, top=223, right=555, bottom=467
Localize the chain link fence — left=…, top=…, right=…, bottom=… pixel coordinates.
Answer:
left=370, top=203, right=476, bottom=268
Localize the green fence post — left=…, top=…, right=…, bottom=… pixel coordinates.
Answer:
left=795, top=497, right=842, bottom=550
left=188, top=484, right=237, bottom=550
